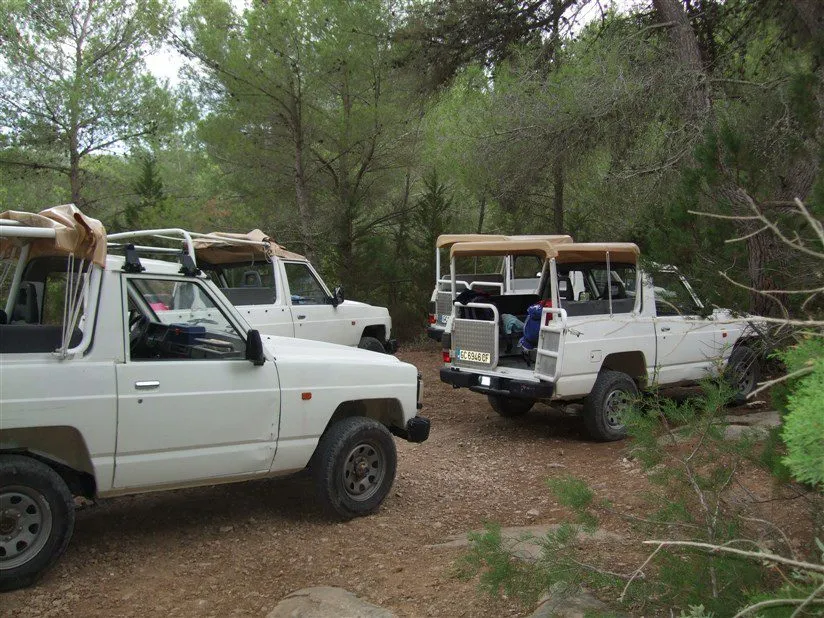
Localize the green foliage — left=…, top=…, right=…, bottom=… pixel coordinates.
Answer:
left=0, top=0, right=178, bottom=210
left=457, top=523, right=556, bottom=605
left=779, top=340, right=824, bottom=487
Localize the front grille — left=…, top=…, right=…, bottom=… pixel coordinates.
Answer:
left=452, top=318, right=497, bottom=369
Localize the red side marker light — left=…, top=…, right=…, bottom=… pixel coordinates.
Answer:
left=722, top=331, right=728, bottom=338
left=301, top=392, right=312, bottom=400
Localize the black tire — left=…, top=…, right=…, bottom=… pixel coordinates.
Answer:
left=725, top=346, right=761, bottom=405
left=583, top=370, right=638, bottom=442
left=313, top=417, right=397, bottom=519
left=487, top=395, right=534, bottom=417
left=358, top=336, right=385, bottom=353
left=0, top=455, right=75, bottom=592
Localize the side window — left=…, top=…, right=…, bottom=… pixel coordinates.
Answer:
left=128, top=278, right=246, bottom=361
left=558, top=263, right=637, bottom=316
left=283, top=262, right=328, bottom=305
left=207, top=262, right=277, bottom=306
left=653, top=272, right=701, bottom=316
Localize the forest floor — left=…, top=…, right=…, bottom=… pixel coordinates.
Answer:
left=2, top=343, right=812, bottom=618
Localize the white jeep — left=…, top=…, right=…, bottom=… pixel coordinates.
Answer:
left=0, top=206, right=428, bottom=591
left=108, top=228, right=398, bottom=353
left=439, top=238, right=761, bottom=440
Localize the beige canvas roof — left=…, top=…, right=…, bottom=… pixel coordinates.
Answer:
left=451, top=239, right=559, bottom=260
left=193, top=230, right=307, bottom=264
left=436, top=233, right=573, bottom=249
left=555, top=243, right=640, bottom=264
left=0, top=204, right=107, bottom=266
left=508, top=234, right=573, bottom=244
left=450, top=239, right=640, bottom=264
left=436, top=233, right=508, bottom=249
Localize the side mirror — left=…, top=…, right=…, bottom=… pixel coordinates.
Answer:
left=331, top=286, right=345, bottom=307
left=245, top=329, right=266, bottom=366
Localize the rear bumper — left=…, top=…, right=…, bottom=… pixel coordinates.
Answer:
left=426, top=326, right=444, bottom=342
left=391, top=415, right=431, bottom=443
left=439, top=367, right=554, bottom=400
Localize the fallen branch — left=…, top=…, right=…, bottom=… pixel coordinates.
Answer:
left=641, top=540, right=824, bottom=574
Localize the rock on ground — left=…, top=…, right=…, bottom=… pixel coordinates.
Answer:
left=656, top=410, right=781, bottom=445
left=267, top=587, right=396, bottom=618
left=529, top=582, right=624, bottom=618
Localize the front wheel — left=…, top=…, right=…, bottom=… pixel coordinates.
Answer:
left=358, top=336, right=385, bottom=353
left=725, top=346, right=760, bottom=404
left=487, top=395, right=534, bottom=417
left=0, top=456, right=75, bottom=592
left=583, top=370, right=638, bottom=442
left=313, top=417, right=397, bottom=519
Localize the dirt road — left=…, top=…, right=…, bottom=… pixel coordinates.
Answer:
left=1, top=345, right=769, bottom=617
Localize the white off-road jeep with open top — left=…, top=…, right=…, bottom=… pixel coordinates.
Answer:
left=108, top=228, right=398, bottom=353
left=0, top=205, right=428, bottom=592
left=427, top=233, right=573, bottom=341
left=439, top=238, right=761, bottom=441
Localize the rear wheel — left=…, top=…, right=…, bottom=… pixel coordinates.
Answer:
left=726, top=346, right=760, bottom=404
left=488, top=395, right=534, bottom=417
left=358, top=336, right=385, bottom=353
left=583, top=370, right=638, bottom=441
left=313, top=417, right=397, bottom=519
left=0, top=455, right=75, bottom=592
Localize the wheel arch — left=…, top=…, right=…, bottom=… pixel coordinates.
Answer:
left=360, top=324, right=387, bottom=343
left=0, top=426, right=97, bottom=498
left=600, top=351, right=648, bottom=387
left=319, top=399, right=404, bottom=440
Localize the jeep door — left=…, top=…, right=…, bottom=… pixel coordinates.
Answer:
left=282, top=261, right=351, bottom=345
left=113, top=276, right=280, bottom=490
left=652, top=271, right=721, bottom=384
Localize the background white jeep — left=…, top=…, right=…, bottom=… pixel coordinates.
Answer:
left=439, top=238, right=762, bottom=441
left=108, top=229, right=398, bottom=353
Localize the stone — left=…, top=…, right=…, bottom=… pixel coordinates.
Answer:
left=529, top=582, right=624, bottom=618
left=723, top=424, right=771, bottom=441
left=722, top=410, right=780, bottom=428
left=430, top=525, right=624, bottom=562
left=527, top=509, right=540, bottom=518
left=267, top=587, right=396, bottom=618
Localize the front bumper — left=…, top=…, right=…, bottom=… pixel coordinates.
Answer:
left=391, top=415, right=431, bottom=443
left=439, top=367, right=555, bottom=400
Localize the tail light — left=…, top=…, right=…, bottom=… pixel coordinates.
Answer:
left=542, top=299, right=553, bottom=324
left=442, top=349, right=452, bottom=363
left=428, top=314, right=437, bottom=325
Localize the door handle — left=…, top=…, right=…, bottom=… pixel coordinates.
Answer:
left=135, top=380, right=160, bottom=390
left=660, top=326, right=671, bottom=332
left=297, top=314, right=306, bottom=320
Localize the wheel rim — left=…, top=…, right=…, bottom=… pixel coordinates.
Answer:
left=0, top=485, right=53, bottom=569
left=603, top=389, right=630, bottom=429
left=342, top=441, right=386, bottom=502
left=732, top=356, right=756, bottom=395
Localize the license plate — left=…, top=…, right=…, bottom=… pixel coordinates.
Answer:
left=438, top=314, right=448, bottom=325
left=457, top=349, right=491, bottom=363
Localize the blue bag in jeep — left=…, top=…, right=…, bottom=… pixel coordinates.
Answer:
left=519, top=301, right=552, bottom=350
